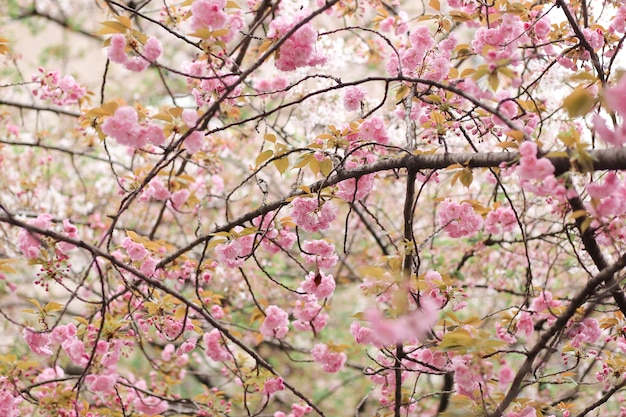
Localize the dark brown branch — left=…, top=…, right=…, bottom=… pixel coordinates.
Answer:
left=158, top=147, right=626, bottom=267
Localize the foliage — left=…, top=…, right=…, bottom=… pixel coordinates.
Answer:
left=1, top=0, right=626, bottom=416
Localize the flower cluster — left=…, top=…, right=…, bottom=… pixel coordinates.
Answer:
left=107, top=34, right=162, bottom=72
left=214, top=234, right=254, bottom=268
left=267, top=9, right=327, bottom=71
left=299, top=271, right=336, bottom=300
left=204, top=329, right=231, bottom=361
left=484, top=206, right=517, bottom=234
left=437, top=199, right=483, bottom=238
left=101, top=106, right=166, bottom=149
left=343, top=86, right=367, bottom=111
left=290, top=197, right=337, bottom=232
left=293, top=295, right=328, bottom=333
left=515, top=141, right=554, bottom=181
left=301, top=239, right=338, bottom=269
left=31, top=67, right=87, bottom=106
left=260, top=305, right=289, bottom=339
left=189, top=0, right=243, bottom=42
left=594, top=76, right=626, bottom=146
left=310, top=343, right=346, bottom=373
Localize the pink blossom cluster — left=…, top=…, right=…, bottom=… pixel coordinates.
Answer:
left=359, top=116, right=389, bottom=145
left=0, top=382, right=21, bottom=417
left=449, top=353, right=492, bottom=398
left=267, top=9, right=327, bottom=71
left=343, top=86, right=367, bottom=111
left=131, top=379, right=170, bottom=415
left=301, top=239, right=338, bottom=269
left=378, top=10, right=409, bottom=35
left=290, top=197, right=337, bottom=232
left=101, top=106, right=166, bottom=148
left=515, top=141, right=555, bottom=181
left=179, top=108, right=205, bottom=154
left=17, top=214, right=79, bottom=258
left=566, top=317, right=601, bottom=348
left=214, top=234, right=254, bottom=268
left=587, top=172, right=626, bottom=218
left=253, top=214, right=296, bottom=255
left=107, top=34, right=162, bottom=72
left=190, top=0, right=228, bottom=30
left=23, top=323, right=89, bottom=367
left=293, top=294, right=328, bottom=333
left=310, top=343, right=346, bottom=373
left=358, top=301, right=439, bottom=346
left=191, top=71, right=243, bottom=108
left=274, top=403, right=312, bottom=417
left=437, top=199, right=483, bottom=238
left=420, top=270, right=467, bottom=310
left=31, top=67, right=87, bottom=106
left=256, top=76, right=289, bottom=93
left=610, top=6, right=626, bottom=33
left=263, top=377, right=285, bottom=396
left=17, top=213, right=52, bottom=258
left=203, top=328, right=231, bottom=361
left=336, top=156, right=376, bottom=202
left=260, top=305, right=289, bottom=339
left=471, top=13, right=527, bottom=65
left=594, top=76, right=626, bottom=146
left=189, top=0, right=244, bottom=43
left=484, top=206, right=517, bottom=234
left=385, top=27, right=456, bottom=82
left=300, top=271, right=336, bottom=300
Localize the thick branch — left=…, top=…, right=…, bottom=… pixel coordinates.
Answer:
left=158, top=147, right=626, bottom=267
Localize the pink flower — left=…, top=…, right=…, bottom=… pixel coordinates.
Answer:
left=588, top=172, right=620, bottom=199
left=301, top=240, right=338, bottom=269
left=290, top=197, right=337, bottom=232
left=516, top=141, right=555, bottom=181
left=268, top=9, right=327, bottom=71
left=23, top=328, right=52, bottom=356
left=106, top=34, right=162, bottom=72
left=484, top=206, right=517, bottom=234
left=140, top=256, right=158, bottom=276
left=191, top=0, right=228, bottom=30
left=101, top=106, right=148, bottom=148
left=176, top=337, right=197, bottom=356
left=300, top=271, right=335, bottom=299
left=57, top=219, right=78, bottom=253
left=260, top=305, right=289, bottom=339
left=350, top=321, right=379, bottom=346
left=17, top=213, right=52, bottom=258
left=359, top=116, right=389, bottom=144
left=203, top=329, right=231, bottom=361
left=437, top=200, right=483, bottom=238
left=215, top=239, right=246, bottom=268
left=499, top=363, right=515, bottom=390
left=0, top=388, right=21, bottom=417
left=293, top=295, right=328, bottom=333
left=310, top=343, right=346, bottom=373
left=171, top=189, right=190, bottom=210
left=86, top=373, right=117, bottom=393
left=263, top=377, right=285, bottom=396
left=184, top=131, right=205, bottom=153
left=344, top=86, right=367, bottom=111
left=121, top=237, right=148, bottom=261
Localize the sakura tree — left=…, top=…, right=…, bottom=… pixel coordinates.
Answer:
left=3, top=0, right=626, bottom=416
